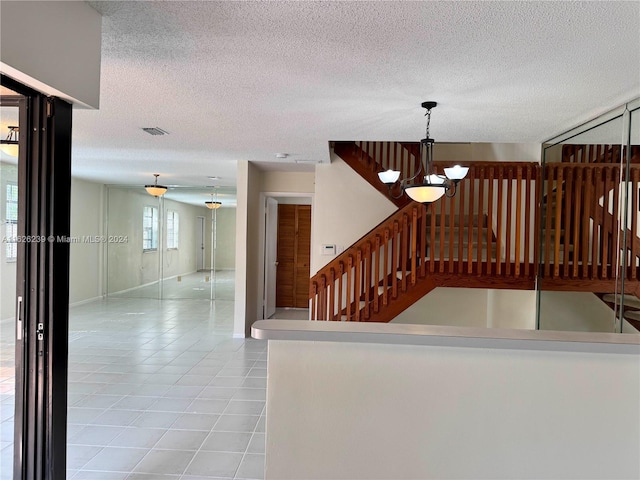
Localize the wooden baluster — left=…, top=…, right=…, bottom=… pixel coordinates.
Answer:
left=543, top=166, right=554, bottom=278
left=401, top=214, right=409, bottom=291
left=468, top=173, right=475, bottom=274
left=487, top=167, right=494, bottom=275
left=338, top=262, right=344, bottom=320
left=383, top=229, right=389, bottom=306
left=420, top=204, right=427, bottom=278
left=572, top=168, right=582, bottom=279
left=477, top=169, right=485, bottom=276
left=363, top=242, right=371, bottom=320
left=601, top=168, right=611, bottom=279
left=611, top=166, right=620, bottom=280
left=355, top=249, right=362, bottom=321
left=582, top=168, right=593, bottom=279
left=632, top=169, right=639, bottom=281
left=385, top=142, right=391, bottom=172
left=553, top=167, right=563, bottom=279
left=448, top=190, right=455, bottom=273
left=515, top=166, right=522, bottom=277
left=374, top=236, right=380, bottom=314
left=533, top=166, right=542, bottom=278
left=411, top=208, right=418, bottom=286
left=523, top=166, right=531, bottom=277
left=458, top=177, right=465, bottom=274
left=496, top=167, right=504, bottom=276
left=429, top=203, right=436, bottom=273
left=563, top=166, right=573, bottom=278
left=439, top=192, right=446, bottom=273
left=310, top=282, right=317, bottom=320
left=505, top=166, right=513, bottom=276
left=319, top=275, right=326, bottom=320
left=346, top=255, right=353, bottom=320
left=392, top=221, right=399, bottom=299
left=329, top=268, right=337, bottom=322
left=593, top=168, right=602, bottom=279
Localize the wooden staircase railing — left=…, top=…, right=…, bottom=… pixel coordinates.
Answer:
left=310, top=161, right=540, bottom=322
left=562, top=144, right=640, bottom=164
left=541, top=162, right=640, bottom=289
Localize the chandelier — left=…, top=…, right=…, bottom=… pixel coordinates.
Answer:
left=144, top=173, right=168, bottom=197
left=378, top=101, right=468, bottom=203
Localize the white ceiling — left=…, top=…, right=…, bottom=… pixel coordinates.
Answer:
left=64, top=1, right=639, bottom=201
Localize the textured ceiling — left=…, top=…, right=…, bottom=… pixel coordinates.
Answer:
left=71, top=0, right=639, bottom=198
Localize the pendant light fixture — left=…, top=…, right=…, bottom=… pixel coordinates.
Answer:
left=378, top=101, right=468, bottom=203
left=145, top=173, right=168, bottom=197
left=205, top=191, right=222, bottom=210
left=0, top=125, right=19, bottom=157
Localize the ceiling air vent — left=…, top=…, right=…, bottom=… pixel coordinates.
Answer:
left=142, top=127, right=169, bottom=136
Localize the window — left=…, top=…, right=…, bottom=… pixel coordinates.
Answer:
left=142, top=206, right=158, bottom=251
left=5, top=182, right=17, bottom=261
left=166, top=210, right=179, bottom=249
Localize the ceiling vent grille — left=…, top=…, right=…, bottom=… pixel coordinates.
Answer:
left=142, top=127, right=169, bottom=136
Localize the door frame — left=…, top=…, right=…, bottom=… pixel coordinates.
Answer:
left=258, top=192, right=314, bottom=319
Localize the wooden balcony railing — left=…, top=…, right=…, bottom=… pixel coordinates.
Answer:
left=314, top=141, right=640, bottom=322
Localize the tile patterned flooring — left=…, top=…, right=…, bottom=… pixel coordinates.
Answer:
left=0, top=273, right=294, bottom=479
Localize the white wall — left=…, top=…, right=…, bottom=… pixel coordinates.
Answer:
left=69, top=178, right=104, bottom=305
left=204, top=207, right=236, bottom=271
left=0, top=0, right=101, bottom=108
left=311, top=152, right=397, bottom=275
left=267, top=339, right=640, bottom=479
left=106, top=187, right=209, bottom=294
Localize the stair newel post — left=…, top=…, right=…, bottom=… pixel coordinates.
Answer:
left=382, top=229, right=389, bottom=306
left=467, top=172, right=475, bottom=274
left=572, top=167, right=583, bottom=279
left=429, top=202, right=436, bottom=274
left=374, top=235, right=381, bottom=314
left=411, top=208, right=418, bottom=286
left=602, top=167, right=611, bottom=280
left=448, top=185, right=455, bottom=273
left=477, top=167, right=485, bottom=276
left=392, top=221, right=399, bottom=300
left=505, top=166, right=513, bottom=277
left=420, top=204, right=427, bottom=278
left=355, top=250, right=362, bottom=321
left=401, top=214, right=409, bottom=292
left=515, top=165, right=523, bottom=277
left=457, top=173, right=466, bottom=274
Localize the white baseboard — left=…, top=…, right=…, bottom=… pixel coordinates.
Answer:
left=70, top=295, right=104, bottom=308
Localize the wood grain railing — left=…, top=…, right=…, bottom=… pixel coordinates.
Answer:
left=542, top=163, right=640, bottom=284
left=310, top=161, right=540, bottom=322
left=562, top=144, right=640, bottom=164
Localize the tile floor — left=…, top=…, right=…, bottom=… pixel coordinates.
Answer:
left=0, top=271, right=304, bottom=480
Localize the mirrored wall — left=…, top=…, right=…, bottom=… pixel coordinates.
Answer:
left=105, top=185, right=236, bottom=301
left=538, top=98, right=640, bottom=333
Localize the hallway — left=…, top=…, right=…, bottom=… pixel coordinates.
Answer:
left=1, top=294, right=267, bottom=479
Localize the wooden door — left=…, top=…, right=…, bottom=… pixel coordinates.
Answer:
left=276, top=204, right=311, bottom=308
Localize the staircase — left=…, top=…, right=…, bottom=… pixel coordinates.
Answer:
left=310, top=141, right=640, bottom=324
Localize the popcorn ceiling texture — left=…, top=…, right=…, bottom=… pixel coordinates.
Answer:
left=73, top=0, right=639, bottom=188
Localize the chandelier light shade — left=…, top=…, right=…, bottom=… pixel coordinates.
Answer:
left=377, top=101, right=468, bottom=204
left=0, top=125, right=19, bottom=157
left=145, top=174, right=168, bottom=197
left=205, top=201, right=222, bottom=209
